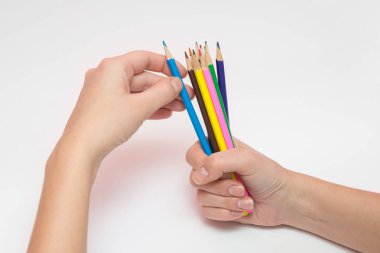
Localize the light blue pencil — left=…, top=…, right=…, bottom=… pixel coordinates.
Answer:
left=163, top=41, right=212, bottom=155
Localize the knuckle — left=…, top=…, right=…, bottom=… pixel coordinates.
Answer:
left=124, top=62, right=134, bottom=82
left=126, top=50, right=147, bottom=56
left=98, top=57, right=115, bottom=70
left=84, top=68, right=95, bottom=79
left=84, top=68, right=96, bottom=82
left=163, top=78, right=175, bottom=94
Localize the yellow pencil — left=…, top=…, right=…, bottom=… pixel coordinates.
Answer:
left=191, top=51, right=227, bottom=151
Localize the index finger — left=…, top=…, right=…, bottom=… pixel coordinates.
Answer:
left=114, top=50, right=187, bottom=81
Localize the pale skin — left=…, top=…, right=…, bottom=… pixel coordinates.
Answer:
left=27, top=51, right=191, bottom=253
left=186, top=140, right=380, bottom=252
left=28, top=51, right=380, bottom=253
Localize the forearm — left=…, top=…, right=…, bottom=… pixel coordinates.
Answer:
left=28, top=138, right=99, bottom=253
left=283, top=172, right=380, bottom=252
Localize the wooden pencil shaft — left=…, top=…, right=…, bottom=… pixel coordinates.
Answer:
left=188, top=70, right=219, bottom=152
left=199, top=54, right=207, bottom=69
left=208, top=64, right=230, bottom=127
left=191, top=53, right=200, bottom=71
left=204, top=44, right=229, bottom=124
left=216, top=59, right=229, bottom=118
left=202, top=67, right=234, bottom=149
left=195, top=42, right=200, bottom=57
left=194, top=68, right=227, bottom=151
left=163, top=42, right=212, bottom=155
left=193, top=48, right=229, bottom=151
left=184, top=52, right=192, bottom=71
left=216, top=45, right=223, bottom=61
left=204, top=45, right=213, bottom=66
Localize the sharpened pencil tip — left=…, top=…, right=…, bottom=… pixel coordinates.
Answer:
left=185, top=51, right=189, bottom=59
left=192, top=49, right=196, bottom=55
left=188, top=48, right=192, bottom=56
left=162, top=41, right=167, bottom=47
left=217, top=41, right=220, bottom=49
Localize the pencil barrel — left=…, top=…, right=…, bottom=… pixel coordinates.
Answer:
left=216, top=60, right=229, bottom=118
left=166, top=58, right=212, bottom=155
left=188, top=70, right=219, bottom=152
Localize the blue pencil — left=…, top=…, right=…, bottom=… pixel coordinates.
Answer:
left=216, top=42, right=229, bottom=118
left=163, top=41, right=212, bottom=156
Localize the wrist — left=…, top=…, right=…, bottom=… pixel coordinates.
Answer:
left=280, top=172, right=324, bottom=229
left=47, top=136, right=103, bottom=185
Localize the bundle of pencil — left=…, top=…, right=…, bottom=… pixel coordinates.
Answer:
left=183, top=42, right=252, bottom=216
left=162, top=41, right=251, bottom=215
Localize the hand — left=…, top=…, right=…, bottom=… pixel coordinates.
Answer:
left=61, top=51, right=193, bottom=164
left=186, top=138, right=291, bottom=226
left=28, top=50, right=194, bottom=253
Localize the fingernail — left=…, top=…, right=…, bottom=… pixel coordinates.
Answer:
left=171, top=79, right=181, bottom=93
left=228, top=185, right=245, bottom=197
left=192, top=166, right=208, bottom=185
left=231, top=210, right=244, bottom=217
left=238, top=198, right=254, bottom=210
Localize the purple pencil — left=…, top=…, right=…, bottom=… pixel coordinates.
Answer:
left=216, top=42, right=229, bottom=118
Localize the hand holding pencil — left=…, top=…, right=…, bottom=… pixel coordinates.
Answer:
left=163, top=41, right=252, bottom=215
left=61, top=51, right=193, bottom=161
left=187, top=138, right=287, bottom=225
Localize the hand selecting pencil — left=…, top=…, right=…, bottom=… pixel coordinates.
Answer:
left=61, top=50, right=193, bottom=164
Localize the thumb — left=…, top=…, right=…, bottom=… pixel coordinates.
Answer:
left=191, top=148, right=255, bottom=185
left=134, top=77, right=182, bottom=117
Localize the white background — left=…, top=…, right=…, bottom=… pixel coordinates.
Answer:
left=1, top=0, right=380, bottom=252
